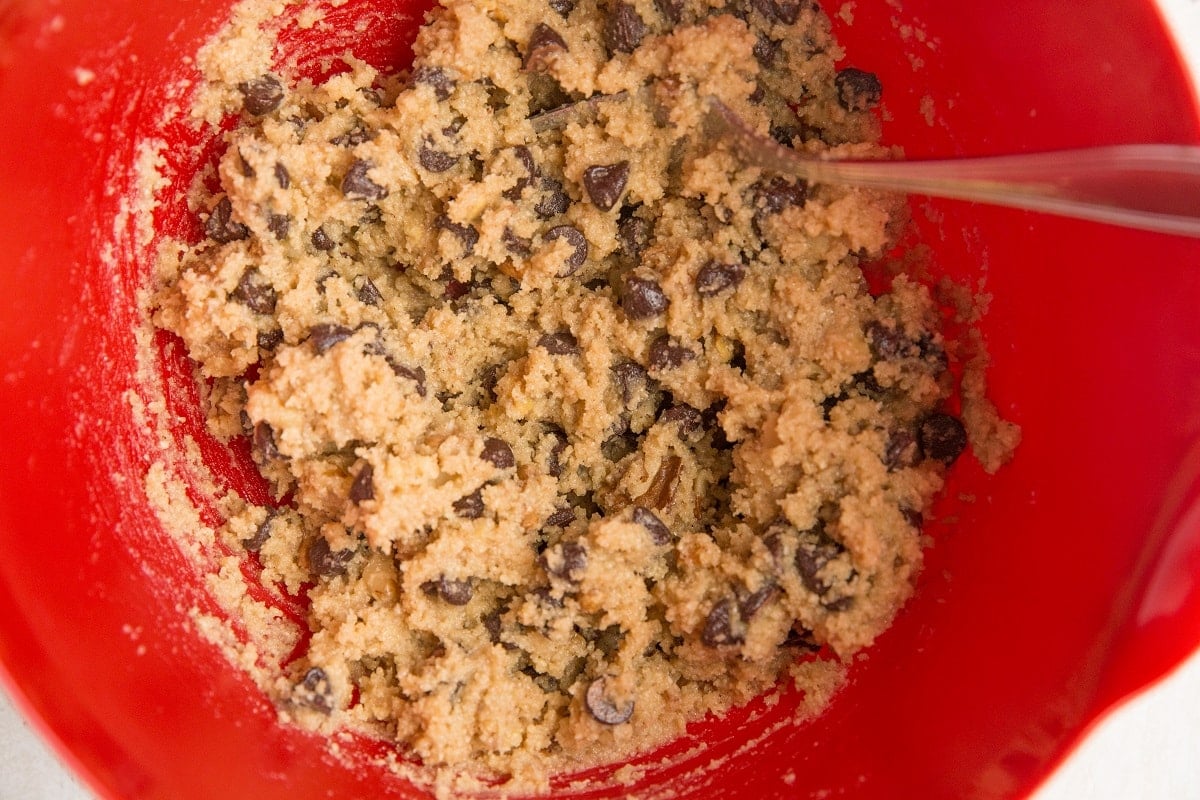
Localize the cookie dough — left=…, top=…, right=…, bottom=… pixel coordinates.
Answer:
left=152, top=0, right=987, bottom=787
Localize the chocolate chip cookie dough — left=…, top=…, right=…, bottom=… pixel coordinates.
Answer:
left=151, top=0, right=1014, bottom=788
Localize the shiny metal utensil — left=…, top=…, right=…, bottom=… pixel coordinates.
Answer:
left=705, top=98, right=1200, bottom=238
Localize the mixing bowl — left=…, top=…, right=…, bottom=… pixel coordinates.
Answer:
left=1, top=1, right=1198, bottom=798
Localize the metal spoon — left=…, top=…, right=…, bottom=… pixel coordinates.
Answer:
left=704, top=98, right=1200, bottom=238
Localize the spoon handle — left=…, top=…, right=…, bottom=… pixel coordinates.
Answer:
left=709, top=100, right=1200, bottom=238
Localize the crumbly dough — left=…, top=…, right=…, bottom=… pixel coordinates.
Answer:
left=151, top=0, right=1004, bottom=789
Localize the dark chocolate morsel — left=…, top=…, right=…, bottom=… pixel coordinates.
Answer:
left=695, top=260, right=745, bottom=297
left=349, top=463, right=375, bottom=503
left=835, top=68, right=883, bottom=112
left=205, top=197, right=249, bottom=244
left=918, top=413, right=968, bottom=466
left=585, top=677, right=634, bottom=724
left=701, top=597, right=744, bottom=646
left=453, top=489, right=486, bottom=519
left=481, top=437, right=516, bottom=469
left=604, top=2, right=647, bottom=54
left=538, top=330, right=581, bottom=355
left=308, top=537, right=354, bottom=577
left=524, top=23, right=569, bottom=71
left=308, top=324, right=353, bottom=354
left=632, top=506, right=672, bottom=545
left=583, top=161, right=631, bottom=212
left=544, top=225, right=588, bottom=275
left=620, top=274, right=669, bottom=320
left=238, top=75, right=284, bottom=115
left=341, top=160, right=389, bottom=201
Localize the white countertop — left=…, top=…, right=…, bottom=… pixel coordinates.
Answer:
left=3, top=2, right=1199, bottom=798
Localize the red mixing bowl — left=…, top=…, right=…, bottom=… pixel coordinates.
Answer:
left=1, top=1, right=1199, bottom=798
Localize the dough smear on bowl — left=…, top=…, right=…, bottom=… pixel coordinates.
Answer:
left=148, top=0, right=1017, bottom=790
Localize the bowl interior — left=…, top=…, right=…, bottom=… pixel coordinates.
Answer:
left=1, top=1, right=1199, bottom=798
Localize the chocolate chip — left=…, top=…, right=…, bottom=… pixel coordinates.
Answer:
left=547, top=428, right=569, bottom=477
left=434, top=215, right=479, bottom=256
left=821, top=390, right=847, bottom=420
left=536, top=177, right=571, bottom=219
left=274, top=162, right=290, bottom=189
left=729, top=340, right=747, bottom=372
left=524, top=23, right=569, bottom=71
left=695, top=260, right=745, bottom=297
left=543, top=540, right=588, bottom=580
left=502, top=228, right=533, bottom=257
left=238, top=152, right=256, bottom=178
left=823, top=596, right=854, bottom=612
left=753, top=34, right=780, bottom=66
left=481, top=437, right=515, bottom=469
left=702, top=598, right=744, bottom=646
left=388, top=362, right=427, bottom=396
left=660, top=403, right=703, bottom=436
left=918, top=334, right=950, bottom=373
left=583, top=161, right=630, bottom=211
left=502, top=145, right=539, bottom=201
left=655, top=0, right=684, bottom=24
left=770, top=125, right=801, bottom=148
left=423, top=577, right=473, bottom=605
left=739, top=583, right=778, bottom=619
left=238, top=75, right=284, bottom=116
left=612, top=361, right=647, bottom=403
left=618, top=274, right=669, bottom=320
left=479, top=364, right=503, bottom=402
left=483, top=608, right=504, bottom=642
left=308, top=536, right=354, bottom=577
left=754, top=176, right=808, bottom=218
left=752, top=0, right=802, bottom=25
left=538, top=331, right=580, bottom=355
left=902, top=507, right=924, bottom=529
left=543, top=225, right=588, bottom=275
left=632, top=506, right=671, bottom=545
left=453, top=488, right=486, bottom=519
left=648, top=335, right=694, bottom=370
left=311, top=226, right=336, bottom=251
left=308, top=324, right=353, bottom=354
left=419, top=142, right=458, bottom=173
left=341, top=160, right=388, bottom=201
left=297, top=666, right=333, bottom=713
left=349, top=463, right=375, bottom=503
left=546, top=507, right=576, bottom=527
left=835, top=68, right=883, bottom=112
left=331, top=125, right=375, bottom=147
left=795, top=528, right=844, bottom=595
left=884, top=430, right=920, bottom=471
left=617, top=213, right=651, bottom=260
left=918, top=413, right=968, bottom=466
left=604, top=2, right=646, bottom=54
left=232, top=269, right=277, bottom=314
left=252, top=422, right=279, bottom=462
left=783, top=627, right=821, bottom=653
left=866, top=321, right=916, bottom=361
left=353, top=275, right=383, bottom=306
left=852, top=369, right=885, bottom=399
left=266, top=213, right=290, bottom=240
left=413, top=65, right=455, bottom=100
left=602, top=431, right=638, bottom=462
left=205, top=197, right=249, bottom=244
left=585, top=678, right=634, bottom=724
left=243, top=512, right=275, bottom=552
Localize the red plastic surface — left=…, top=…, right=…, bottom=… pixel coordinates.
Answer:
left=1, top=2, right=1198, bottom=799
